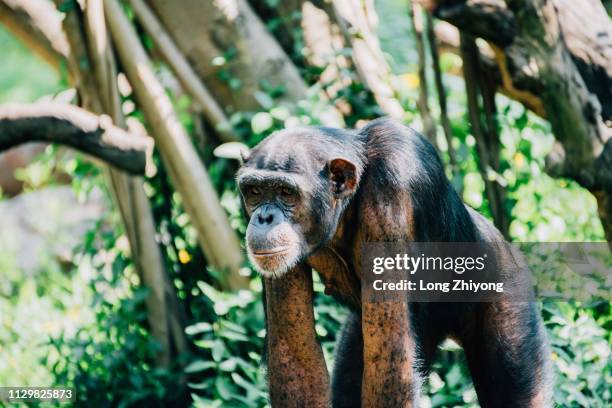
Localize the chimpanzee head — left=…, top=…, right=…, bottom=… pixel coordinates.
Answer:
left=237, top=127, right=364, bottom=278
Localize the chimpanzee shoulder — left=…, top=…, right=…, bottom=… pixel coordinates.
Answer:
left=355, top=118, right=479, bottom=242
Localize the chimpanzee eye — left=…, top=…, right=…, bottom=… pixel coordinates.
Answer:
left=279, top=187, right=298, bottom=204
left=243, top=186, right=262, bottom=206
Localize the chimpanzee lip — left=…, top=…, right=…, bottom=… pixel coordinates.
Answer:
left=252, top=247, right=291, bottom=256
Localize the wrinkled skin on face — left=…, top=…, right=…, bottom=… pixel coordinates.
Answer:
left=237, top=127, right=363, bottom=278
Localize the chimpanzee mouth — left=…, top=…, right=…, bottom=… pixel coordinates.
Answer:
left=252, top=247, right=291, bottom=257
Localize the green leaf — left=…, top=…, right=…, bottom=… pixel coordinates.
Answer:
left=187, top=381, right=211, bottom=390
left=219, top=358, right=237, bottom=372
left=215, top=377, right=234, bottom=400
left=185, top=360, right=216, bottom=373
left=445, top=364, right=462, bottom=389
left=254, top=91, right=274, bottom=109
left=212, top=340, right=225, bottom=362
left=251, top=112, right=274, bottom=134
left=270, top=106, right=290, bottom=121
left=185, top=322, right=213, bottom=336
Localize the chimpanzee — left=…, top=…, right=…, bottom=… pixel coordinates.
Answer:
left=237, top=118, right=551, bottom=407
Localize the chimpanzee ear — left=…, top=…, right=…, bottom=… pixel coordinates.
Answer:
left=328, top=158, right=358, bottom=198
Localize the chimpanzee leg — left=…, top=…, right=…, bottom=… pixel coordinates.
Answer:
left=461, top=301, right=551, bottom=408
left=331, top=312, right=363, bottom=408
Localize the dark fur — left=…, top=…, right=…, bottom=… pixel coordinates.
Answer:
left=239, top=118, right=551, bottom=407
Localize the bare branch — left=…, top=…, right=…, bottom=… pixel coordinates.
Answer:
left=0, top=102, right=152, bottom=175
left=82, top=0, right=188, bottom=365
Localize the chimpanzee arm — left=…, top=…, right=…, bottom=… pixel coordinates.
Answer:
left=361, top=298, right=418, bottom=407
left=264, top=263, right=331, bottom=407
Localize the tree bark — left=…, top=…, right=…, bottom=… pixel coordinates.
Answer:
left=145, top=0, right=307, bottom=113
left=505, top=0, right=612, bottom=241
left=0, top=102, right=151, bottom=174
left=332, top=0, right=405, bottom=119
left=431, top=0, right=612, bottom=122
left=432, top=20, right=546, bottom=116
left=105, top=0, right=248, bottom=290
left=128, top=0, right=238, bottom=143
left=429, top=0, right=612, bottom=182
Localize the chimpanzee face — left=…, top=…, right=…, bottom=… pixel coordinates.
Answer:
left=237, top=128, right=359, bottom=278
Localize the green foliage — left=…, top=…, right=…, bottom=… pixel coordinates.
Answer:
left=0, top=239, right=89, bottom=390
left=48, top=222, right=185, bottom=407
left=544, top=302, right=611, bottom=406
left=185, top=282, right=267, bottom=407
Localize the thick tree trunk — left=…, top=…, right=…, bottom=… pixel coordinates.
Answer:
left=145, top=0, right=307, bottom=113
left=433, top=0, right=612, bottom=122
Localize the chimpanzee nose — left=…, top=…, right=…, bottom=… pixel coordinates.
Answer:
left=257, top=212, right=274, bottom=225
left=254, top=205, right=280, bottom=227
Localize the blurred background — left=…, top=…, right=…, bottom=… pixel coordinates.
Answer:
left=0, top=0, right=610, bottom=406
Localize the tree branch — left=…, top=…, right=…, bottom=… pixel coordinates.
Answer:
left=0, top=0, right=69, bottom=70
left=431, top=0, right=612, bottom=122
left=0, top=103, right=152, bottom=175
left=435, top=0, right=516, bottom=46
left=433, top=21, right=546, bottom=116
